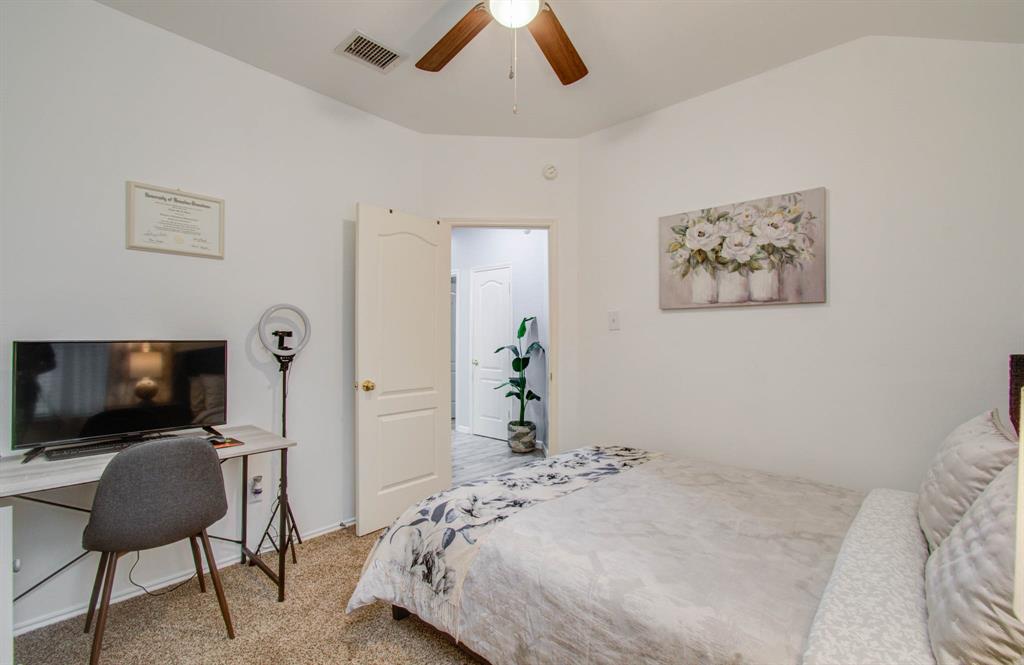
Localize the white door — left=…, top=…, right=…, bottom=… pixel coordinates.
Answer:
left=355, top=204, right=451, bottom=536
left=450, top=275, right=457, bottom=420
left=471, top=266, right=512, bottom=440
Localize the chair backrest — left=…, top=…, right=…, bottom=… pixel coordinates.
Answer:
left=82, top=437, right=227, bottom=552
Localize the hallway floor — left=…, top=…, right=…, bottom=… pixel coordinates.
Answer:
left=451, top=429, right=544, bottom=485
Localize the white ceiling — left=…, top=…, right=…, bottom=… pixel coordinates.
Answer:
left=101, top=0, right=1023, bottom=138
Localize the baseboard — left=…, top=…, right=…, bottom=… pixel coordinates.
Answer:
left=13, top=521, right=348, bottom=636
left=455, top=425, right=470, bottom=434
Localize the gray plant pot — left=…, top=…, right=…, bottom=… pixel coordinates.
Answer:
left=507, top=421, right=537, bottom=453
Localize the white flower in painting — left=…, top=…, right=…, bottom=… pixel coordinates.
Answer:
left=720, top=231, right=758, bottom=263
left=752, top=215, right=794, bottom=248
left=684, top=222, right=721, bottom=251
left=716, top=218, right=740, bottom=236
left=734, top=205, right=761, bottom=231
left=791, top=232, right=814, bottom=266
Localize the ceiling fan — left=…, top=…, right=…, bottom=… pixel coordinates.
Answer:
left=416, top=0, right=588, bottom=86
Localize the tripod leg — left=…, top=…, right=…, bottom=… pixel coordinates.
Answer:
left=286, top=501, right=302, bottom=545
left=250, top=501, right=280, bottom=565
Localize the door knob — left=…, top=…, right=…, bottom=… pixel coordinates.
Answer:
left=472, top=359, right=479, bottom=366
left=361, top=379, right=376, bottom=392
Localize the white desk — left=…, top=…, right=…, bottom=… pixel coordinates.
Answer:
left=0, top=425, right=297, bottom=603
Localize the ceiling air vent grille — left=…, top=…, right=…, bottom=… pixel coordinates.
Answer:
left=335, top=32, right=402, bottom=73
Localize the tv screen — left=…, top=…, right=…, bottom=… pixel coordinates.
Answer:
left=12, top=340, right=226, bottom=450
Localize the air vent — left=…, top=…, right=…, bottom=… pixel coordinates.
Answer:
left=335, top=31, right=402, bottom=73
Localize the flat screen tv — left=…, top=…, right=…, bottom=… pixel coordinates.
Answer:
left=12, top=340, right=226, bottom=450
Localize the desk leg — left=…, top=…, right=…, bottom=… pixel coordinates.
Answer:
left=278, top=447, right=288, bottom=602
left=241, top=456, right=248, bottom=565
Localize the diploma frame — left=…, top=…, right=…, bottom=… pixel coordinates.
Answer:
left=126, top=181, right=225, bottom=259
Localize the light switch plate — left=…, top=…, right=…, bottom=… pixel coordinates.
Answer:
left=608, top=310, right=621, bottom=331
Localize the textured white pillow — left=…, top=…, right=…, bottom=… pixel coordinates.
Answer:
left=926, top=460, right=1024, bottom=665
left=917, top=410, right=1016, bottom=551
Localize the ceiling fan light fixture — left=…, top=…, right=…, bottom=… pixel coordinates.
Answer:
left=487, top=0, right=541, bottom=29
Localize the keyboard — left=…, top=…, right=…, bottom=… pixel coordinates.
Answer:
left=44, top=439, right=137, bottom=461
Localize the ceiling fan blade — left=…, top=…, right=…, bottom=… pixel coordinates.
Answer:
left=416, top=3, right=493, bottom=72
left=527, top=3, right=588, bottom=86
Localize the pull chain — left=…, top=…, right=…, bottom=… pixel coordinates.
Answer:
left=509, top=26, right=519, bottom=114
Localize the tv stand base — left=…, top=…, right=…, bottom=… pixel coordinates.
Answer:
left=20, top=447, right=45, bottom=465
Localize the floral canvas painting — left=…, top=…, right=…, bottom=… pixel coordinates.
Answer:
left=659, top=187, right=826, bottom=309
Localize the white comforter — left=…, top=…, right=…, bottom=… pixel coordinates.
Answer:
left=350, top=448, right=865, bottom=665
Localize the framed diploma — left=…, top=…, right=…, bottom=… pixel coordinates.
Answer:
left=126, top=181, right=224, bottom=259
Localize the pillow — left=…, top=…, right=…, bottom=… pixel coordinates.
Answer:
left=917, top=409, right=1016, bottom=550
left=925, top=460, right=1024, bottom=665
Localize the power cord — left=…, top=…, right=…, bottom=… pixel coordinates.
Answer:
left=127, top=551, right=198, bottom=597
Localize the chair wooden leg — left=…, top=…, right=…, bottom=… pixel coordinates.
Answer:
left=84, top=552, right=109, bottom=633
left=188, top=536, right=207, bottom=593
left=89, top=552, right=120, bottom=665
left=199, top=530, right=235, bottom=639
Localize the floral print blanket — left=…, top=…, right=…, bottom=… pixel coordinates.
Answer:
left=346, top=446, right=655, bottom=634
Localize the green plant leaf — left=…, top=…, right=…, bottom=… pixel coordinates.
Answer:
left=525, top=390, right=541, bottom=401
left=512, top=356, right=531, bottom=372
left=671, top=225, right=687, bottom=235
left=525, top=341, right=545, bottom=356
left=494, top=344, right=520, bottom=357
left=504, top=391, right=520, bottom=399
left=509, top=376, right=525, bottom=388
left=517, top=316, right=536, bottom=339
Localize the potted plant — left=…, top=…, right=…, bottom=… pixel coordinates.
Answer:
left=494, top=316, right=545, bottom=453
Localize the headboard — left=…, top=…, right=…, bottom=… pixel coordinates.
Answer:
left=1011, top=354, right=1023, bottom=434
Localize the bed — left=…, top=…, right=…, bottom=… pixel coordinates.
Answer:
left=348, top=407, right=1021, bottom=665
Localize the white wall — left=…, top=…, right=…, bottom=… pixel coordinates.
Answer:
left=452, top=228, right=550, bottom=442
left=0, top=0, right=425, bottom=632
left=577, top=36, right=1024, bottom=492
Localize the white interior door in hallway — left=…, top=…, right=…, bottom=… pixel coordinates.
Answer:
left=471, top=265, right=512, bottom=440
left=451, top=274, right=457, bottom=421
left=355, top=204, right=451, bottom=536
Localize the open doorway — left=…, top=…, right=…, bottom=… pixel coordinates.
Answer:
left=450, top=227, right=549, bottom=484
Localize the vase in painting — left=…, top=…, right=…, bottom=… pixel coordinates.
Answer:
left=690, top=268, right=717, bottom=304
left=749, top=268, right=780, bottom=302
left=717, top=271, right=749, bottom=304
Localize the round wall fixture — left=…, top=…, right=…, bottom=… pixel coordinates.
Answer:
left=258, top=304, right=311, bottom=359
left=542, top=164, right=558, bottom=180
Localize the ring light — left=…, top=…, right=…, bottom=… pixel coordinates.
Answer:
left=258, top=304, right=310, bottom=359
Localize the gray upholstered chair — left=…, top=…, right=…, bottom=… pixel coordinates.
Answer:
left=82, top=436, right=234, bottom=665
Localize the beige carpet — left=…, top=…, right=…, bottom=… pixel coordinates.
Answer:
left=15, top=528, right=481, bottom=665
